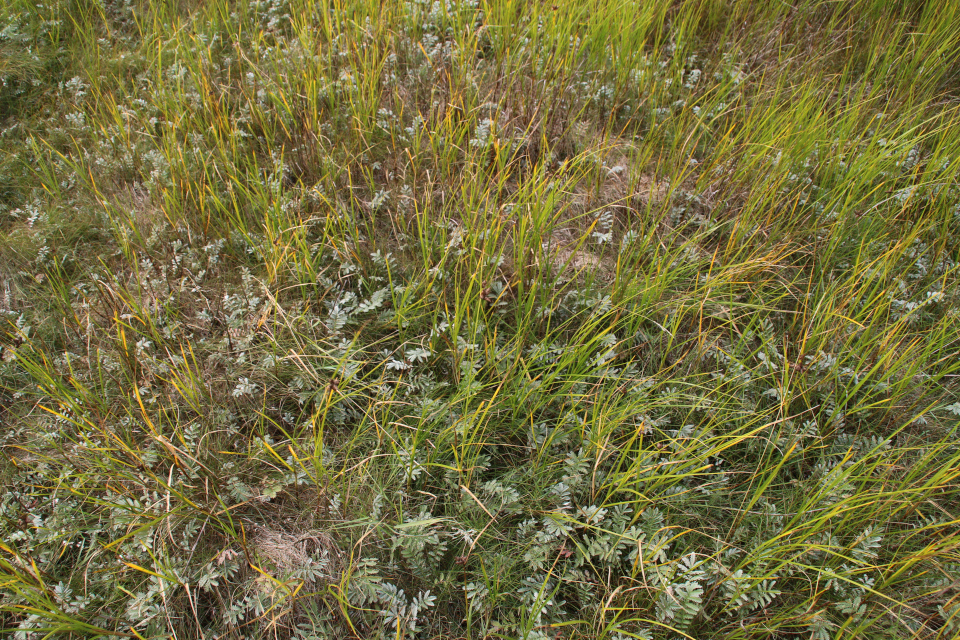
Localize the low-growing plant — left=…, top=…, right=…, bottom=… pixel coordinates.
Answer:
left=1, top=0, right=959, bottom=638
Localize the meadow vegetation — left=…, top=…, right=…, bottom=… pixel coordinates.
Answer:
left=1, top=0, right=960, bottom=637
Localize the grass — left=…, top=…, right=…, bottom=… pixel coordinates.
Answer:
left=1, top=0, right=959, bottom=638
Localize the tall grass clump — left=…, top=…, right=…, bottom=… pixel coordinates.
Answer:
left=1, top=0, right=959, bottom=638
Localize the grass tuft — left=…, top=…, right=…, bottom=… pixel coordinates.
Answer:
left=1, top=0, right=959, bottom=638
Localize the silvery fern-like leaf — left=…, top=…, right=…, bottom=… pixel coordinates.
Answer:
left=808, top=612, right=834, bottom=640
left=357, top=288, right=388, bottom=313
left=541, top=514, right=574, bottom=538
left=656, top=581, right=702, bottom=631
left=346, top=558, right=382, bottom=607
left=405, top=347, right=431, bottom=363
left=387, top=358, right=411, bottom=371
left=641, top=507, right=665, bottom=535
left=851, top=527, right=882, bottom=562
left=834, top=595, right=865, bottom=619
left=577, top=505, right=608, bottom=526
left=465, top=582, right=488, bottom=612
left=750, top=579, right=781, bottom=610
left=327, top=304, right=351, bottom=332
left=939, top=601, right=960, bottom=636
